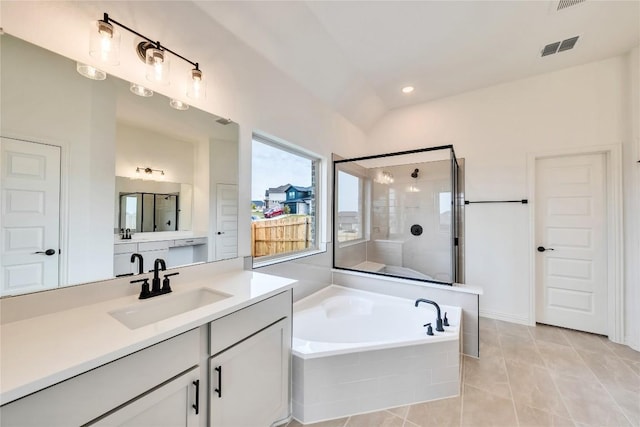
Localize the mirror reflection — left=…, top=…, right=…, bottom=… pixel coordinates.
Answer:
left=0, top=34, right=239, bottom=296
left=333, top=147, right=465, bottom=285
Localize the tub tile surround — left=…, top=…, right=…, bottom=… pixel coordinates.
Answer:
left=288, top=319, right=640, bottom=427
left=332, top=270, right=481, bottom=357
left=292, top=285, right=462, bottom=424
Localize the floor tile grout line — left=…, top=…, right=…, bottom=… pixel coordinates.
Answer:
left=525, top=325, right=576, bottom=425
left=572, top=343, right=637, bottom=426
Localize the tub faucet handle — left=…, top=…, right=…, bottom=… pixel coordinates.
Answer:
left=423, top=323, right=434, bottom=336
left=443, top=312, right=449, bottom=327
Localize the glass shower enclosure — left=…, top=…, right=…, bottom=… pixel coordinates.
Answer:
left=333, top=145, right=464, bottom=286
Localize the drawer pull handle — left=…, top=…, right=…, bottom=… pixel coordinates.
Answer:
left=214, top=366, right=222, bottom=398
left=192, top=380, right=200, bottom=414
left=185, top=240, right=194, bottom=243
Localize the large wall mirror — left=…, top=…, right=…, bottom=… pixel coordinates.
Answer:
left=0, top=33, right=239, bottom=297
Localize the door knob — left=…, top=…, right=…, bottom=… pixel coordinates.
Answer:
left=34, top=249, right=56, bottom=256
left=537, top=246, right=555, bottom=252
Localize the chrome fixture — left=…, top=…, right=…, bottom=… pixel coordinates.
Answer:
left=82, top=12, right=206, bottom=102
left=136, top=166, right=164, bottom=176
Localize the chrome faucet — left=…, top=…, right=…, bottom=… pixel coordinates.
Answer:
left=415, top=298, right=445, bottom=332
left=152, top=258, right=167, bottom=294
left=130, top=253, right=144, bottom=275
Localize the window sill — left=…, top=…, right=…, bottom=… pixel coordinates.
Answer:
left=252, top=246, right=327, bottom=269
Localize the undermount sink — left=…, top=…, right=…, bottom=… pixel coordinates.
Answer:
left=110, top=288, right=231, bottom=330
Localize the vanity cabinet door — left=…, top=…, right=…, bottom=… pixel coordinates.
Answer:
left=88, top=367, right=200, bottom=427
left=209, top=318, right=290, bottom=427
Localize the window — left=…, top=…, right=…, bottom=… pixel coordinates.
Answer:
left=337, top=171, right=364, bottom=242
left=251, top=135, right=320, bottom=262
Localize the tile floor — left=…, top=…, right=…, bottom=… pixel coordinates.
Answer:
left=287, top=318, right=640, bottom=427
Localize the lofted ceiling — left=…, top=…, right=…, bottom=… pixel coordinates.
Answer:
left=196, top=0, right=640, bottom=130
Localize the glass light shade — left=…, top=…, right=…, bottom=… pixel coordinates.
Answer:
left=186, top=68, right=206, bottom=99
left=76, top=62, right=107, bottom=80
left=169, top=99, right=189, bottom=110
left=89, top=20, right=120, bottom=65
left=130, top=82, right=153, bottom=97
left=145, top=48, right=170, bottom=85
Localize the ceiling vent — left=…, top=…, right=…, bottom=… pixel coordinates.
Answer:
left=541, top=36, right=580, bottom=57
left=557, top=0, right=586, bottom=11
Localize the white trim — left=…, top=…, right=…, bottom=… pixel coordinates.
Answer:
left=527, top=143, right=624, bottom=343
left=479, top=309, right=530, bottom=326
left=252, top=246, right=327, bottom=269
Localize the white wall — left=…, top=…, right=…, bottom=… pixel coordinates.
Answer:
left=366, top=54, right=639, bottom=348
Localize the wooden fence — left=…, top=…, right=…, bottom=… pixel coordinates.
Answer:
left=251, top=215, right=312, bottom=258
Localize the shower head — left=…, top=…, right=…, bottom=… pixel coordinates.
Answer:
left=411, top=168, right=419, bottom=178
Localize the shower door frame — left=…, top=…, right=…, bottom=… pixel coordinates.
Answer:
left=332, top=145, right=463, bottom=286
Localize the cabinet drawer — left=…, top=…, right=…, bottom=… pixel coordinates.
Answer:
left=209, top=289, right=291, bottom=356
left=0, top=329, right=200, bottom=426
left=173, top=237, right=207, bottom=247
left=114, top=243, right=137, bottom=254
left=138, top=240, right=170, bottom=251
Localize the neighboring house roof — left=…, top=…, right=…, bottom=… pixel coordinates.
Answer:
left=252, top=200, right=264, bottom=207
left=267, top=184, right=292, bottom=193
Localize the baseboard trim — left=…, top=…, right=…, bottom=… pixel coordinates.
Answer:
left=480, top=309, right=532, bottom=326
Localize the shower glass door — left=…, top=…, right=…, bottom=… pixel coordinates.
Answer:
left=333, top=146, right=463, bottom=286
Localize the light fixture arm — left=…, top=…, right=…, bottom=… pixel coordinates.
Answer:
left=101, top=12, right=199, bottom=70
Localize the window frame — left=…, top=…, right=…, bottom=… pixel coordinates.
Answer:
left=251, top=134, right=323, bottom=267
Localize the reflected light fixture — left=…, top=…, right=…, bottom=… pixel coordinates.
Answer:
left=375, top=170, right=394, bottom=185
left=402, top=86, right=414, bottom=94
left=130, top=82, right=153, bottom=97
left=169, top=98, right=189, bottom=111
left=76, top=62, right=106, bottom=80
left=136, top=166, right=164, bottom=176
left=84, top=12, right=206, bottom=102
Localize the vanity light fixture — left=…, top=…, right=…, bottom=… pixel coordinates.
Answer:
left=76, top=62, right=107, bottom=80
left=136, top=167, right=165, bottom=176
left=130, top=82, right=153, bottom=97
left=375, top=170, right=394, bottom=185
left=87, top=13, right=206, bottom=99
left=169, top=98, right=189, bottom=111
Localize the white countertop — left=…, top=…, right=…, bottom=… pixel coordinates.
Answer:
left=0, top=270, right=296, bottom=405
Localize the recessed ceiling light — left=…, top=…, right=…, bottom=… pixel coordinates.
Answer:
left=402, top=86, right=414, bottom=94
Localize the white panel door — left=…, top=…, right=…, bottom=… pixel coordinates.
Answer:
left=535, top=153, right=607, bottom=334
left=215, top=183, right=238, bottom=261
left=1, top=138, right=60, bottom=296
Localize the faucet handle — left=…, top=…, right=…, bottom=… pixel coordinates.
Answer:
left=423, top=323, right=434, bottom=336
left=131, top=278, right=152, bottom=299
left=162, top=272, right=179, bottom=293
left=443, top=312, right=449, bottom=327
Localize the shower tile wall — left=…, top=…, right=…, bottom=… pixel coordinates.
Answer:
left=370, top=161, right=452, bottom=281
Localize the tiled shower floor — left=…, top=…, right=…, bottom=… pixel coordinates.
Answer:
left=288, top=318, right=640, bottom=427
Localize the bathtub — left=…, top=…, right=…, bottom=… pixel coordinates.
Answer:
left=292, top=285, right=461, bottom=424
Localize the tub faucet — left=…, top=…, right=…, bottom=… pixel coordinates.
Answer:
left=130, top=253, right=144, bottom=275
left=152, top=258, right=167, bottom=294
left=415, top=299, right=445, bottom=332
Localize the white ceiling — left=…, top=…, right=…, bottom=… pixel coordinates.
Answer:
left=196, top=0, right=640, bottom=130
